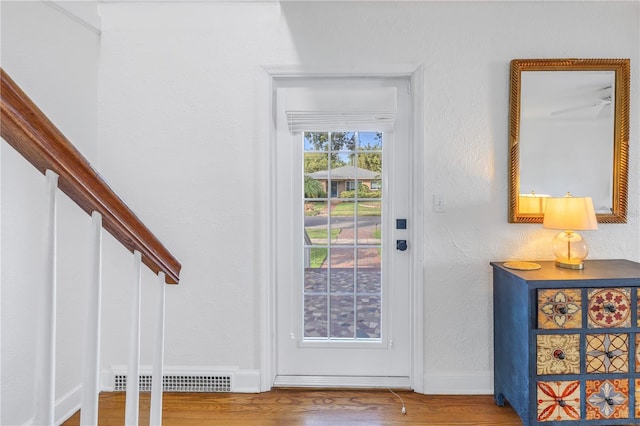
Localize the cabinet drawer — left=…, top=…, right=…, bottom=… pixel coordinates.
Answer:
left=636, top=334, right=640, bottom=373
left=587, top=288, right=631, bottom=328
left=536, top=380, right=581, bottom=422
left=536, top=334, right=580, bottom=375
left=538, top=289, right=582, bottom=329
left=636, top=379, right=640, bottom=418
left=586, top=333, right=629, bottom=373
left=585, top=378, right=630, bottom=420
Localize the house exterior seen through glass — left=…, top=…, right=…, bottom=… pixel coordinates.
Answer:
left=302, top=131, right=383, bottom=341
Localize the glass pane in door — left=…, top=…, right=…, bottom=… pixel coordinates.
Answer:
left=303, top=131, right=383, bottom=341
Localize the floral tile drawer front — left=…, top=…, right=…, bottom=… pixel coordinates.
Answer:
left=536, top=380, right=581, bottom=422
left=536, top=334, right=580, bottom=375
left=587, top=288, right=631, bottom=328
left=586, top=378, right=629, bottom=420
left=586, top=334, right=629, bottom=373
left=636, top=334, right=640, bottom=372
left=636, top=379, right=640, bottom=418
left=538, top=289, right=581, bottom=329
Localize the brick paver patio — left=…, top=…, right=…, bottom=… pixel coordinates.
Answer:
left=303, top=200, right=382, bottom=340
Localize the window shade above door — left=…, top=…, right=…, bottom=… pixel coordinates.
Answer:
left=281, top=87, right=397, bottom=133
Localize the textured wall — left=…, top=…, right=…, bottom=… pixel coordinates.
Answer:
left=1, top=1, right=100, bottom=424
left=96, top=0, right=639, bottom=394
left=2, top=5, right=636, bottom=419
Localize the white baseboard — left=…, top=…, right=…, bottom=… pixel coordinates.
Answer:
left=55, top=384, right=82, bottom=425
left=14, top=385, right=82, bottom=425
left=422, top=371, right=493, bottom=395
left=102, top=365, right=262, bottom=393
left=47, top=368, right=491, bottom=423
left=233, top=369, right=261, bottom=393
left=273, top=375, right=411, bottom=389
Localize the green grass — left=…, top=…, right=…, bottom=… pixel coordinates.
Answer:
left=331, top=202, right=381, bottom=216
left=309, top=248, right=327, bottom=268
left=305, top=228, right=340, bottom=268
left=304, top=202, right=326, bottom=216
left=306, top=227, right=341, bottom=240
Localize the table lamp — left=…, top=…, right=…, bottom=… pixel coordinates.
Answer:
left=543, top=194, right=598, bottom=270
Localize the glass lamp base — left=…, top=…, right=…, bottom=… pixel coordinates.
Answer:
left=555, top=258, right=585, bottom=270
left=552, top=231, right=589, bottom=270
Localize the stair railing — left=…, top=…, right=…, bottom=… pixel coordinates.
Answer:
left=1, top=68, right=181, bottom=425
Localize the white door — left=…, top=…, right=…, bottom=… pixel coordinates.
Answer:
left=274, top=78, right=413, bottom=387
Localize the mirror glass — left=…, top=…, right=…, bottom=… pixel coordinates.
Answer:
left=509, top=59, right=630, bottom=223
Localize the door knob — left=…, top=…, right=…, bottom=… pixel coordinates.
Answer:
left=396, top=240, right=408, bottom=251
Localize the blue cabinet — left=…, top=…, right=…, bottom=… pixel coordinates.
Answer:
left=491, top=259, right=640, bottom=425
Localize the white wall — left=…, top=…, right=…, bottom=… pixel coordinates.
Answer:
left=96, top=0, right=639, bottom=394
left=1, top=3, right=638, bottom=421
left=1, top=1, right=100, bottom=424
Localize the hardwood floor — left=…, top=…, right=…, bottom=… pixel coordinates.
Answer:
left=63, top=390, right=522, bottom=425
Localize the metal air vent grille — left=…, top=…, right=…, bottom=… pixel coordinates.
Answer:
left=113, top=374, right=231, bottom=392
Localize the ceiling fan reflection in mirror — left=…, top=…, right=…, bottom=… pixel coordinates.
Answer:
left=550, top=85, right=613, bottom=118
left=550, top=93, right=612, bottom=118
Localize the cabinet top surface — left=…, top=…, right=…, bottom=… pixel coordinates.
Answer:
left=490, top=259, right=640, bottom=282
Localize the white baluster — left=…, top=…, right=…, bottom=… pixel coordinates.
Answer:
left=80, top=212, right=103, bottom=425
left=35, top=170, right=58, bottom=425
left=125, top=250, right=142, bottom=426
left=150, top=272, right=166, bottom=426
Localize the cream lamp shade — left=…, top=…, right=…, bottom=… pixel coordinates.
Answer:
left=543, top=195, right=598, bottom=269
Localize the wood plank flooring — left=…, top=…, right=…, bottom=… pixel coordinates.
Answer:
left=63, top=390, right=522, bottom=425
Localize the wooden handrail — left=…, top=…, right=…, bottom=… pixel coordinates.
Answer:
left=1, top=68, right=181, bottom=284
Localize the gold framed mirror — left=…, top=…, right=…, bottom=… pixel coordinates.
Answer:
left=508, top=58, right=630, bottom=223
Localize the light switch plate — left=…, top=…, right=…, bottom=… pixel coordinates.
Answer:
left=433, top=194, right=446, bottom=212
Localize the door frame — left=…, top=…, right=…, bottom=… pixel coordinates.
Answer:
left=259, top=66, right=425, bottom=393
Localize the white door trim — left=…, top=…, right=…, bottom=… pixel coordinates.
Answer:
left=409, top=65, right=425, bottom=393
left=259, top=66, right=424, bottom=393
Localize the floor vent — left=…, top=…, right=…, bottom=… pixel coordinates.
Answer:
left=114, top=374, right=232, bottom=392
